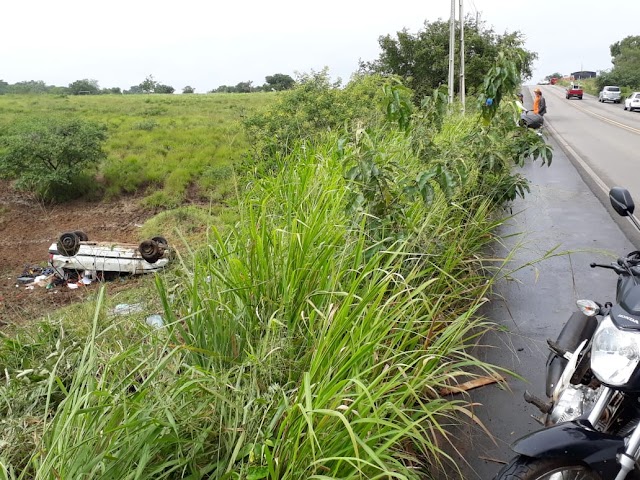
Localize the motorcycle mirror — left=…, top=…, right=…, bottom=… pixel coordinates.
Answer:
left=609, top=187, right=635, bottom=217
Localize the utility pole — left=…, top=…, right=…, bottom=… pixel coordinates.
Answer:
left=459, top=0, right=465, bottom=111
left=448, top=0, right=455, bottom=104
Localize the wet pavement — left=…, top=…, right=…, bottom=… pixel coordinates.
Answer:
left=443, top=126, right=640, bottom=479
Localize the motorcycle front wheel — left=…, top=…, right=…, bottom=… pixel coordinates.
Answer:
left=495, top=456, right=601, bottom=480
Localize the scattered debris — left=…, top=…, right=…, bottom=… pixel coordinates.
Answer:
left=145, top=314, right=164, bottom=328
left=111, top=303, right=145, bottom=316
left=439, top=374, right=506, bottom=396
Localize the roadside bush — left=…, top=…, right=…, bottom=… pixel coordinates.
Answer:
left=0, top=116, right=107, bottom=201
left=242, top=69, right=387, bottom=168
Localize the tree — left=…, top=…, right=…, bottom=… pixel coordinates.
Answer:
left=7, top=80, right=49, bottom=94
left=264, top=73, right=295, bottom=91
left=0, top=80, right=8, bottom=95
left=101, top=87, right=122, bottom=95
left=235, top=81, right=253, bottom=93
left=361, top=18, right=537, bottom=103
left=124, top=85, right=144, bottom=94
left=210, top=85, right=233, bottom=93
left=182, top=85, right=195, bottom=94
left=0, top=117, right=107, bottom=200
left=545, top=72, right=563, bottom=81
left=68, top=79, right=100, bottom=95
left=154, top=84, right=175, bottom=94
left=140, top=75, right=158, bottom=93
left=603, top=36, right=640, bottom=88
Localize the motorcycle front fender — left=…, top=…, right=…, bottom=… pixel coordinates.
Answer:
left=512, top=420, right=625, bottom=478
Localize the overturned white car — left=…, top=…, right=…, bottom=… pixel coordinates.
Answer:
left=48, top=231, right=171, bottom=275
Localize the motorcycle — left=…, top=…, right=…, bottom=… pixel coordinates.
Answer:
left=519, top=110, right=544, bottom=131
left=495, top=186, right=640, bottom=480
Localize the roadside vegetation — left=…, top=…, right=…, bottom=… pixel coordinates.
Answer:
left=0, top=47, right=552, bottom=478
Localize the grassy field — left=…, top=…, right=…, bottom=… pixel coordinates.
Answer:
left=0, top=72, right=552, bottom=478
left=0, top=93, right=273, bottom=207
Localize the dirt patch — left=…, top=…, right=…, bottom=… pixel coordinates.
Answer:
left=0, top=181, right=156, bottom=326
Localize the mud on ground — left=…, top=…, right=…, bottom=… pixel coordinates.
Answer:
left=0, top=181, right=156, bottom=326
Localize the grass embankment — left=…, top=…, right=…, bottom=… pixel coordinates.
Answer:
left=0, top=75, right=550, bottom=478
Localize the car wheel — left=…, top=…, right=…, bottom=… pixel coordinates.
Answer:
left=73, top=230, right=89, bottom=242
left=139, top=239, right=163, bottom=264
left=624, top=105, right=628, bottom=110
left=151, top=236, right=168, bottom=247
left=566, top=95, right=569, bottom=99
left=57, top=232, right=81, bottom=257
left=579, top=96, right=583, bottom=100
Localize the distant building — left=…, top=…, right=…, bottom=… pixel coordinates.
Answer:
left=571, top=71, right=597, bottom=80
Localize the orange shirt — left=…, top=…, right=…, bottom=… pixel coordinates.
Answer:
left=533, top=96, right=540, bottom=114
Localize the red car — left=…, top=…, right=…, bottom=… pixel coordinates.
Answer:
left=566, top=84, right=583, bottom=100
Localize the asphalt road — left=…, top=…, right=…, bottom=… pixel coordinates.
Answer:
left=440, top=86, right=640, bottom=480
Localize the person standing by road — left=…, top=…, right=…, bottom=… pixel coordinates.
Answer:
left=516, top=93, right=526, bottom=113
left=533, top=88, right=547, bottom=116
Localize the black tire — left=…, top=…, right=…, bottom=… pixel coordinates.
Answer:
left=57, top=232, right=81, bottom=257
left=139, top=239, right=162, bottom=264
left=151, top=236, right=168, bottom=247
left=494, top=455, right=601, bottom=480
left=625, top=105, right=628, bottom=110
left=579, top=96, right=583, bottom=100
left=73, top=230, right=89, bottom=242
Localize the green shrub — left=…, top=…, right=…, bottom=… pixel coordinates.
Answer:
left=0, top=116, right=107, bottom=201
left=242, top=69, right=387, bottom=166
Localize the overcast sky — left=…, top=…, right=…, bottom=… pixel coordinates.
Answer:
left=2, top=0, right=638, bottom=93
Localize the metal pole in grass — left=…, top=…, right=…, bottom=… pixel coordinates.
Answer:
left=459, top=0, right=466, bottom=111
left=448, top=0, right=455, bottom=104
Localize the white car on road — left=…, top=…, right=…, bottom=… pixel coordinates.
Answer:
left=624, top=92, right=640, bottom=112
left=598, top=85, right=621, bottom=103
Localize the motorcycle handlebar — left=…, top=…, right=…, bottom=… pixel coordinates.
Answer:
left=590, top=262, right=627, bottom=274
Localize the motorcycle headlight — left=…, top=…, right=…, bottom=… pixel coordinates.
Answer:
left=592, top=315, right=640, bottom=386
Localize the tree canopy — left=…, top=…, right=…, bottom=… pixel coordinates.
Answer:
left=361, top=18, right=537, bottom=103
left=68, top=79, right=100, bottom=95
left=264, top=73, right=295, bottom=91
left=598, top=35, right=640, bottom=89
left=0, top=117, right=107, bottom=200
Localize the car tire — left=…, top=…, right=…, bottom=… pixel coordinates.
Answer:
left=625, top=105, right=628, bottom=110
left=73, top=230, right=89, bottom=242
left=151, top=236, right=168, bottom=247
left=579, top=96, right=583, bottom=100
left=57, top=232, right=81, bottom=257
left=139, top=239, right=163, bottom=264
left=566, top=95, right=569, bottom=99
